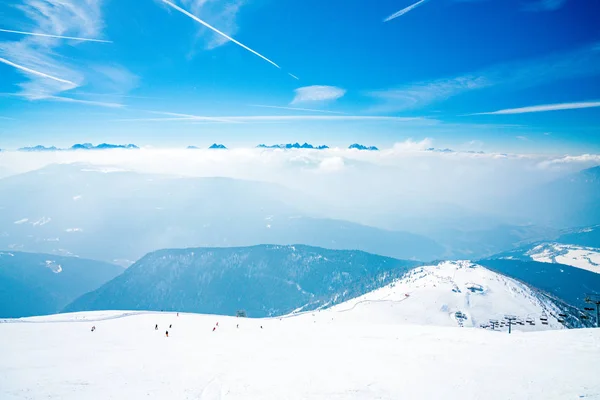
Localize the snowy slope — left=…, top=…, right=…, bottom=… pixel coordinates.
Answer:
left=1, top=310, right=599, bottom=399
left=526, top=243, right=600, bottom=274
left=317, top=261, right=564, bottom=331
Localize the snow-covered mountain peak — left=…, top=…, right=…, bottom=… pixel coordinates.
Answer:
left=325, top=261, right=563, bottom=331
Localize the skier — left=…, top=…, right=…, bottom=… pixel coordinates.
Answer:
left=216, top=322, right=219, bottom=327
left=166, top=331, right=169, bottom=337
left=236, top=324, right=239, bottom=329
left=91, top=326, right=96, bottom=332
left=177, top=313, right=179, bottom=317
left=169, top=324, right=172, bottom=329
left=155, top=324, right=158, bottom=330
left=212, top=327, right=216, bottom=332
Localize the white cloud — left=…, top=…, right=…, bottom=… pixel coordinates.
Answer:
left=0, top=0, right=135, bottom=103
left=291, top=86, right=346, bottom=104
left=471, top=101, right=600, bottom=115
left=318, top=157, right=345, bottom=172
left=537, top=154, right=600, bottom=168
left=2, top=146, right=597, bottom=230
left=515, top=136, right=531, bottom=141
left=384, top=0, right=429, bottom=22
left=392, top=138, right=434, bottom=151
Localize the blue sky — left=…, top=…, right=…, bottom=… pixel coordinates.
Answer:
left=0, top=0, right=599, bottom=152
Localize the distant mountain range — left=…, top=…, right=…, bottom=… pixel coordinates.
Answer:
left=257, top=143, right=329, bottom=150
left=188, top=144, right=228, bottom=149
left=18, top=143, right=139, bottom=151
left=0, top=163, right=444, bottom=263
left=348, top=143, right=378, bottom=151
left=64, top=245, right=420, bottom=317
left=0, top=251, right=123, bottom=318
left=18, top=145, right=59, bottom=152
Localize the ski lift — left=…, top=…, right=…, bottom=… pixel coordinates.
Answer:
left=584, top=307, right=595, bottom=311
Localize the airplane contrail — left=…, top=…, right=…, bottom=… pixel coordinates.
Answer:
left=0, top=28, right=112, bottom=43
left=288, top=73, right=299, bottom=80
left=0, top=57, right=76, bottom=86
left=161, top=0, right=281, bottom=69
left=384, top=0, right=429, bottom=22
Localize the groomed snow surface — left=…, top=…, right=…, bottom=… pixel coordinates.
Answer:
left=1, top=261, right=599, bottom=399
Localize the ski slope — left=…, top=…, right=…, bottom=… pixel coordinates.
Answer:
left=0, top=311, right=599, bottom=399
left=317, top=261, right=563, bottom=330
left=0, top=261, right=596, bottom=399
left=527, top=243, right=600, bottom=274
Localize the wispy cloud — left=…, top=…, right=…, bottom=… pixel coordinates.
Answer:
left=117, top=113, right=425, bottom=123
left=368, top=43, right=600, bottom=112
left=471, top=101, right=600, bottom=115
left=1, top=1, right=136, bottom=105
left=144, top=110, right=242, bottom=123
left=384, top=0, right=429, bottom=22
left=368, top=76, right=488, bottom=112
left=288, top=73, right=300, bottom=80
left=524, top=0, right=567, bottom=11
left=48, top=96, right=123, bottom=108
left=0, top=56, right=77, bottom=86
left=180, top=0, right=245, bottom=50
left=89, top=65, right=140, bottom=95
left=0, top=28, right=112, bottom=43
left=516, top=135, right=531, bottom=141
left=0, top=116, right=15, bottom=120
left=249, top=104, right=346, bottom=115
left=291, top=86, right=346, bottom=104
left=160, top=0, right=281, bottom=69
left=392, top=137, right=434, bottom=151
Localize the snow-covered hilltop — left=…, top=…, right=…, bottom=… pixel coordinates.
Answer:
left=315, top=261, right=563, bottom=331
